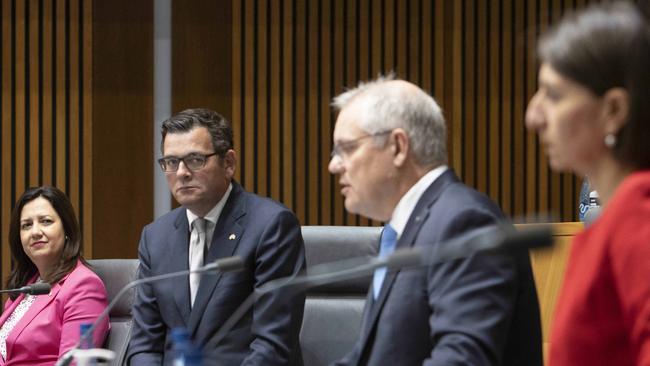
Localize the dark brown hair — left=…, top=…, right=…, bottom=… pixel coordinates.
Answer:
left=538, top=1, right=650, bottom=169
left=6, top=186, right=86, bottom=299
left=160, top=108, right=234, bottom=156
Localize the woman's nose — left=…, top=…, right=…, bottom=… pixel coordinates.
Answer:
left=525, top=92, right=546, bottom=131
left=30, top=224, right=43, bottom=237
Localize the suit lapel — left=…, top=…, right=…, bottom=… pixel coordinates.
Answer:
left=187, top=183, right=247, bottom=334
left=170, top=209, right=192, bottom=323
left=357, top=170, right=460, bottom=357
left=5, top=280, right=60, bottom=359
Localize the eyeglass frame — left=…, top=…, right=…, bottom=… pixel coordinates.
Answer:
left=158, top=152, right=219, bottom=172
left=330, top=129, right=393, bottom=161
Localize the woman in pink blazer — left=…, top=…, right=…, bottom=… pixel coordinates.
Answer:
left=0, top=186, right=109, bottom=365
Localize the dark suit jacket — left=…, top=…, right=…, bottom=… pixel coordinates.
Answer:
left=334, top=170, right=542, bottom=366
left=127, top=182, right=306, bottom=366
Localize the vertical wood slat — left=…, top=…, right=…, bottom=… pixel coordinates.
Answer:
left=69, top=0, right=79, bottom=212
left=0, top=0, right=92, bottom=285
left=223, top=0, right=601, bottom=226
left=501, top=0, right=513, bottom=216
left=294, top=0, right=306, bottom=222
left=257, top=0, right=268, bottom=198
left=463, top=0, right=477, bottom=187
left=28, top=0, right=39, bottom=188
left=307, top=0, right=319, bottom=224
left=232, top=0, right=241, bottom=184
left=269, top=0, right=281, bottom=201
left=319, top=0, right=332, bottom=225
left=16, top=0, right=26, bottom=197
left=1, top=0, right=14, bottom=288
left=82, top=0, right=92, bottom=258
left=451, top=0, right=463, bottom=179
left=55, top=0, right=65, bottom=191
left=513, top=0, right=526, bottom=218
left=489, top=0, right=501, bottom=202
left=282, top=0, right=294, bottom=212
left=42, top=0, right=52, bottom=186
left=242, top=0, right=255, bottom=190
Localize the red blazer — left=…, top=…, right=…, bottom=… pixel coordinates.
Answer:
left=0, top=260, right=109, bottom=366
left=550, top=170, right=650, bottom=366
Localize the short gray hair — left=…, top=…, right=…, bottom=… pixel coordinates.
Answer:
left=332, top=75, right=447, bottom=167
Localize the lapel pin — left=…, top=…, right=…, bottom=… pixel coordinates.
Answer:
left=229, top=234, right=236, bottom=240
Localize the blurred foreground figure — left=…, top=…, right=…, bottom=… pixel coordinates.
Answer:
left=525, top=2, right=650, bottom=365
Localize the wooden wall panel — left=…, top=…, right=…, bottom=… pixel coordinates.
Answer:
left=216, top=0, right=604, bottom=226
left=224, top=0, right=451, bottom=226
left=0, top=0, right=94, bottom=286
left=91, top=0, right=153, bottom=259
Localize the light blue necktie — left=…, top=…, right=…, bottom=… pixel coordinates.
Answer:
left=373, top=224, right=398, bottom=300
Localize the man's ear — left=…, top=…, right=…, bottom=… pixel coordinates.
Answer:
left=223, top=149, right=237, bottom=178
left=602, top=87, right=630, bottom=136
left=391, top=129, right=410, bottom=167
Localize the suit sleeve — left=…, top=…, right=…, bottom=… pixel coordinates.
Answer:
left=424, top=209, right=518, bottom=366
left=241, top=209, right=306, bottom=366
left=58, top=270, right=110, bottom=358
left=127, top=228, right=165, bottom=365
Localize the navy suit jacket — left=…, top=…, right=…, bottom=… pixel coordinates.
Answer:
left=334, top=170, right=542, bottom=366
left=127, top=182, right=306, bottom=365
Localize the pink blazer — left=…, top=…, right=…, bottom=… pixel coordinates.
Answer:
left=0, top=261, right=109, bottom=366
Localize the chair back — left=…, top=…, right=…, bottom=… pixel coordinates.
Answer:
left=88, top=259, right=139, bottom=366
left=300, top=226, right=381, bottom=366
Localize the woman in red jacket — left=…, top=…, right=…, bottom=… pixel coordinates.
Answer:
left=525, top=2, right=650, bottom=365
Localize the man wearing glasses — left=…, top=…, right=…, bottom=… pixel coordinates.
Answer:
left=128, top=108, right=306, bottom=365
left=328, top=77, right=542, bottom=365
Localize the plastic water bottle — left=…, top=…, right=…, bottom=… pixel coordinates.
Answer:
left=171, top=327, right=203, bottom=366
left=79, top=323, right=97, bottom=366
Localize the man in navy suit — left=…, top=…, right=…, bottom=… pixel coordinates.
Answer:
left=127, top=108, right=305, bottom=365
left=328, top=77, right=542, bottom=365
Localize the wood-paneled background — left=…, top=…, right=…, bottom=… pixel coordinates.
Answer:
left=0, top=0, right=152, bottom=286
left=208, top=0, right=599, bottom=226
left=0, top=0, right=93, bottom=284
left=1, top=0, right=608, bottom=280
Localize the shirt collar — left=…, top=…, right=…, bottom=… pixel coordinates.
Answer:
left=389, top=165, right=448, bottom=238
left=186, top=183, right=233, bottom=229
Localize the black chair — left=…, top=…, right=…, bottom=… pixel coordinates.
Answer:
left=88, top=259, right=139, bottom=366
left=300, top=226, right=381, bottom=366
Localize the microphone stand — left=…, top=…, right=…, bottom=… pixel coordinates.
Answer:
left=55, top=256, right=244, bottom=366
left=203, top=224, right=552, bottom=356
left=0, top=283, right=51, bottom=295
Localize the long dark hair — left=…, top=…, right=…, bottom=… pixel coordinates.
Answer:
left=6, top=186, right=86, bottom=299
left=538, top=1, right=650, bottom=169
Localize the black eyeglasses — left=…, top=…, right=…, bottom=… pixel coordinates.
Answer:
left=330, top=130, right=393, bottom=161
left=158, top=152, right=218, bottom=172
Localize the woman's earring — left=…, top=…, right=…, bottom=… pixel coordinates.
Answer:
left=604, top=134, right=617, bottom=148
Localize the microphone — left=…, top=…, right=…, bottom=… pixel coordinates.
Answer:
left=0, top=282, right=52, bottom=295
left=203, top=224, right=553, bottom=353
left=55, top=256, right=245, bottom=366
